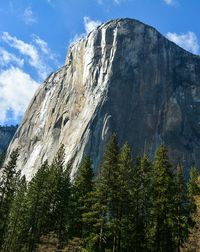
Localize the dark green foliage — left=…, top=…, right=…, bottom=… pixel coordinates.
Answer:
left=188, top=166, right=200, bottom=198
left=1, top=139, right=198, bottom=252
left=82, top=134, right=119, bottom=251
left=72, top=156, right=94, bottom=238
left=23, top=146, right=71, bottom=251
left=149, top=145, right=178, bottom=251
left=174, top=164, right=192, bottom=251
left=46, top=145, right=71, bottom=244
left=187, top=166, right=200, bottom=223
left=2, top=175, right=27, bottom=252
left=0, top=149, right=19, bottom=248
left=116, top=143, right=134, bottom=252
left=25, top=161, right=52, bottom=251
left=130, top=154, right=152, bottom=252
left=2, top=146, right=72, bottom=252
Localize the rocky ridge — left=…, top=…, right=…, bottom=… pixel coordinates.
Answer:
left=0, top=125, right=17, bottom=154
left=6, top=18, right=200, bottom=180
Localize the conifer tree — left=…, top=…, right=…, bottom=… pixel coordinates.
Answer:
left=83, top=134, right=119, bottom=251
left=2, top=175, right=27, bottom=252
left=24, top=160, right=50, bottom=252
left=24, top=146, right=72, bottom=251
left=72, top=156, right=94, bottom=238
left=150, top=145, right=177, bottom=252
left=47, top=145, right=71, bottom=246
left=130, top=154, right=152, bottom=251
left=188, top=166, right=200, bottom=199
left=117, top=143, right=134, bottom=252
left=174, top=164, right=191, bottom=251
left=98, top=134, right=119, bottom=251
left=185, top=174, right=200, bottom=251
left=187, top=166, right=200, bottom=225
left=0, top=149, right=19, bottom=248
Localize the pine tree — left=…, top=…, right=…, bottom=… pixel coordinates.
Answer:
left=47, top=145, right=71, bottom=246
left=0, top=149, right=19, bottom=248
left=24, top=146, right=72, bottom=251
left=98, top=134, right=119, bottom=251
left=185, top=166, right=200, bottom=251
left=187, top=166, right=200, bottom=228
left=83, top=134, right=119, bottom=251
left=188, top=166, right=200, bottom=200
left=24, top=160, right=50, bottom=252
left=174, top=163, right=191, bottom=251
left=117, top=143, right=134, bottom=252
left=2, top=175, right=27, bottom=252
left=150, top=145, right=177, bottom=252
left=130, top=154, right=152, bottom=252
left=72, top=156, right=94, bottom=238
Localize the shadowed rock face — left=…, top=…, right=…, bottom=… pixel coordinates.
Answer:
left=6, top=18, right=200, bottom=179
left=0, top=126, right=17, bottom=154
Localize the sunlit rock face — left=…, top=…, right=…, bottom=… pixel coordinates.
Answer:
left=6, top=18, right=200, bottom=180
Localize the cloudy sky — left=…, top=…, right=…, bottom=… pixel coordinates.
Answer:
left=0, top=0, right=199, bottom=125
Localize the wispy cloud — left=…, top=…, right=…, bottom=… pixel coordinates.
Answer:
left=46, top=0, right=56, bottom=8
left=0, top=48, right=24, bottom=68
left=0, top=32, right=60, bottom=124
left=113, top=0, right=122, bottom=4
left=166, top=31, right=199, bottom=54
left=84, top=16, right=101, bottom=34
left=23, top=7, right=37, bottom=25
left=32, top=35, right=49, bottom=54
left=2, top=32, right=39, bottom=66
left=2, top=32, right=59, bottom=79
left=97, top=0, right=126, bottom=5
left=163, top=0, right=179, bottom=6
left=70, top=17, right=102, bottom=45
left=164, top=0, right=174, bottom=5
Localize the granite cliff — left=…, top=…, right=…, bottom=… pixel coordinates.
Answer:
left=6, top=18, right=200, bottom=180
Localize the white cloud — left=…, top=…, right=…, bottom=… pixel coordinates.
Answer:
left=23, top=7, right=37, bottom=25
left=84, top=17, right=101, bottom=34
left=97, top=0, right=125, bottom=5
left=1, top=32, right=58, bottom=79
left=0, top=48, right=24, bottom=68
left=164, top=0, right=174, bottom=4
left=113, top=0, right=121, bottom=4
left=70, top=17, right=102, bottom=46
left=0, top=67, right=38, bottom=123
left=2, top=32, right=39, bottom=67
left=69, top=34, right=85, bottom=45
left=32, top=35, right=49, bottom=55
left=0, top=32, right=60, bottom=124
left=166, top=31, right=199, bottom=54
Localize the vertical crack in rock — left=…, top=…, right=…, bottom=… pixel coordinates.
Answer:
left=6, top=18, right=200, bottom=179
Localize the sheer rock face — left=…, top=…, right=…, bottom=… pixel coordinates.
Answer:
left=6, top=18, right=200, bottom=180
left=0, top=126, right=17, bottom=154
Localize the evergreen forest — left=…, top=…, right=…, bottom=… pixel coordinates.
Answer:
left=0, top=135, right=200, bottom=252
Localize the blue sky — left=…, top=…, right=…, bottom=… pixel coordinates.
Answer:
left=0, top=0, right=200, bottom=125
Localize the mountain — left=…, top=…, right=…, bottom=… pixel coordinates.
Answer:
left=0, top=125, right=17, bottom=154
left=6, top=18, right=200, bottom=180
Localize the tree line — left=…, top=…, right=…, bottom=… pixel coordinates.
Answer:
left=0, top=135, right=199, bottom=252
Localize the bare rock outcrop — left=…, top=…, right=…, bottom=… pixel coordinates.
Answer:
left=6, top=18, right=200, bottom=179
